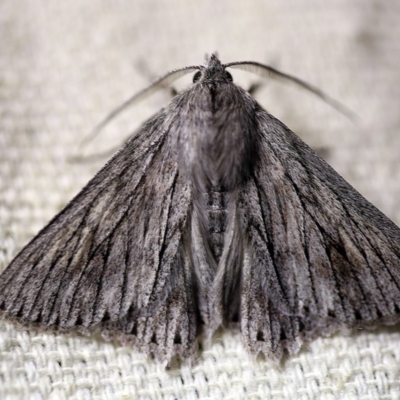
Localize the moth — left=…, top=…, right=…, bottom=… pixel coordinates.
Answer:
left=1, top=54, right=400, bottom=363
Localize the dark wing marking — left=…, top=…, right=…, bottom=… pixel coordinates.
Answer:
left=0, top=110, right=197, bottom=360
left=102, top=244, right=199, bottom=360
left=239, top=110, right=400, bottom=359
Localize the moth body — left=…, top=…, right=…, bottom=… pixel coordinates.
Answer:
left=2, top=54, right=400, bottom=363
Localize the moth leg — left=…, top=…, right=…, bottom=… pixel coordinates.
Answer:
left=247, top=82, right=264, bottom=96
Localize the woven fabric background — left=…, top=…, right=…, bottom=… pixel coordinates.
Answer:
left=1, top=1, right=400, bottom=399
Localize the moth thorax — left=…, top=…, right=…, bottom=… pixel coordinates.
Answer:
left=185, top=127, right=255, bottom=193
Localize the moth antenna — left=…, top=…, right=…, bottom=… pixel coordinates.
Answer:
left=224, top=61, right=358, bottom=122
left=80, top=65, right=200, bottom=147
left=68, top=145, right=120, bottom=163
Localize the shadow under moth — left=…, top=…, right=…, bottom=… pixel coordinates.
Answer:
left=1, top=54, right=400, bottom=363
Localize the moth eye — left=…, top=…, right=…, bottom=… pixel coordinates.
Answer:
left=192, top=71, right=202, bottom=83
left=225, top=71, right=233, bottom=82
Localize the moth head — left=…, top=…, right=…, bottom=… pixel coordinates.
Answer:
left=192, top=54, right=233, bottom=84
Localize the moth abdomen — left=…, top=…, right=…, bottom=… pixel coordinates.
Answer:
left=204, top=188, right=229, bottom=261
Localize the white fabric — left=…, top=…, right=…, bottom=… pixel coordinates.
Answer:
left=1, top=1, right=400, bottom=398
